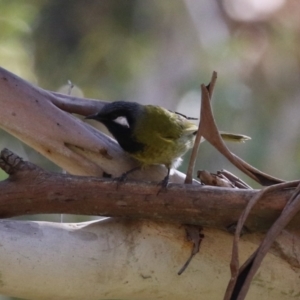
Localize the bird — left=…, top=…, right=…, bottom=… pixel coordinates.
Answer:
left=86, top=101, right=250, bottom=185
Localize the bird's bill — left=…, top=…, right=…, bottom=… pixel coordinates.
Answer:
left=85, top=114, right=98, bottom=120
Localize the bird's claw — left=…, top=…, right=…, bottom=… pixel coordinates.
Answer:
left=113, top=166, right=141, bottom=189
left=156, top=175, right=169, bottom=195
left=113, top=173, right=128, bottom=190
left=160, top=176, right=169, bottom=188
left=116, top=173, right=128, bottom=182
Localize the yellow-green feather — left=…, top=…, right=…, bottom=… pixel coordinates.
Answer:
left=219, top=132, right=251, bottom=142
left=131, top=105, right=198, bottom=167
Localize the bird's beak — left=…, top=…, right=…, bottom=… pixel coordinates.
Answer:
left=85, top=114, right=98, bottom=120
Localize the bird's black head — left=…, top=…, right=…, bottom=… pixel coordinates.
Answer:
left=86, top=101, right=143, bottom=125
left=86, top=101, right=144, bottom=153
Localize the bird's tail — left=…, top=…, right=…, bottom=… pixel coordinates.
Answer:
left=219, top=132, right=251, bottom=142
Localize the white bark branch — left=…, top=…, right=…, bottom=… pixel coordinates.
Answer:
left=0, top=219, right=299, bottom=300
left=0, top=67, right=188, bottom=182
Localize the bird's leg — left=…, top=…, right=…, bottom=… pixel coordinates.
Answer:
left=115, top=166, right=141, bottom=183
left=160, top=167, right=171, bottom=188
left=156, top=167, right=170, bottom=195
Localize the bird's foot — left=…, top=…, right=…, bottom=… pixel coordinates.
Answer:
left=114, top=166, right=141, bottom=189
left=113, top=172, right=129, bottom=190
left=156, top=174, right=169, bottom=195
left=115, top=172, right=128, bottom=182
left=160, top=175, right=169, bottom=188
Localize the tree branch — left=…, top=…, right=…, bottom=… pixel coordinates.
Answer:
left=0, top=149, right=296, bottom=231
left=1, top=219, right=298, bottom=300
left=0, top=67, right=190, bottom=183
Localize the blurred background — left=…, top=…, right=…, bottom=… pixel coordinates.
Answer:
left=0, top=0, right=299, bottom=297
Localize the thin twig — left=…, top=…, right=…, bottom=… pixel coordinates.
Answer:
left=224, top=180, right=300, bottom=300
left=235, top=182, right=300, bottom=300
left=185, top=72, right=217, bottom=184
left=193, top=78, right=284, bottom=186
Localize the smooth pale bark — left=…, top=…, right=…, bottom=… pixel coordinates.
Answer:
left=0, top=67, right=187, bottom=183
left=0, top=219, right=299, bottom=300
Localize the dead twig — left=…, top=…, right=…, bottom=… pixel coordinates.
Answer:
left=185, top=71, right=217, bottom=184
left=178, top=225, right=204, bottom=275
left=224, top=181, right=300, bottom=300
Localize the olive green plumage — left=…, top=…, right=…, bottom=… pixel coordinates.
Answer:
left=131, top=105, right=198, bottom=168
left=86, top=101, right=250, bottom=173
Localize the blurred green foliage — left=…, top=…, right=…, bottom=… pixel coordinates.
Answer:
left=1, top=0, right=299, bottom=298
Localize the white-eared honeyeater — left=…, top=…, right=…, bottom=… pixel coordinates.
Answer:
left=86, top=101, right=250, bottom=184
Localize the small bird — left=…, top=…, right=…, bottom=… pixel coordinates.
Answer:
left=86, top=101, right=250, bottom=185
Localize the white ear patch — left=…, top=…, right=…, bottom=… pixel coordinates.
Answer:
left=113, top=116, right=130, bottom=128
